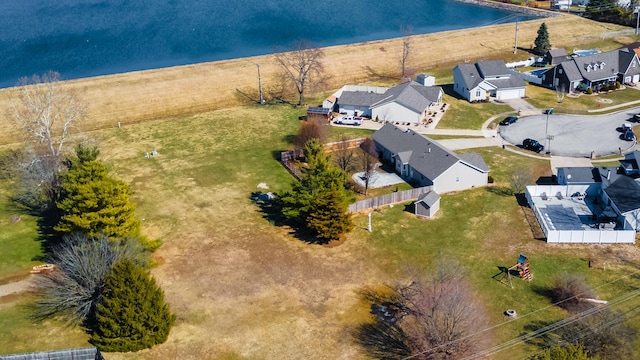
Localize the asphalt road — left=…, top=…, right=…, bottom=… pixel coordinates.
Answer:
left=498, top=107, right=640, bottom=157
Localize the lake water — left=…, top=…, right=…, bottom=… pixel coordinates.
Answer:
left=0, top=0, right=537, bottom=88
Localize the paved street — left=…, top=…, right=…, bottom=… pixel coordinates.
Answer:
left=499, top=108, right=640, bottom=157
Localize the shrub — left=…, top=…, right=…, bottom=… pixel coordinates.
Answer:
left=551, top=273, right=596, bottom=313
left=586, top=87, right=593, bottom=95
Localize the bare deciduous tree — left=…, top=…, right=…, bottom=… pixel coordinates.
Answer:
left=360, top=137, right=379, bottom=195
left=333, top=134, right=357, bottom=173
left=400, top=26, right=414, bottom=80
left=355, top=262, right=491, bottom=359
left=510, top=167, right=532, bottom=195
left=32, top=233, right=148, bottom=326
left=294, top=118, right=327, bottom=150
left=12, top=71, right=86, bottom=158
left=274, top=40, right=325, bottom=106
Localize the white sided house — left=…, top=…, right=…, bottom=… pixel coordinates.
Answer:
left=453, top=60, right=526, bottom=102
left=371, top=124, right=489, bottom=194
left=331, top=78, right=443, bottom=124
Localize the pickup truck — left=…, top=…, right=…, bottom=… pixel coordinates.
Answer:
left=335, top=116, right=363, bottom=126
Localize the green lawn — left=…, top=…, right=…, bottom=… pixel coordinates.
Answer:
left=0, top=185, right=43, bottom=281
left=438, top=92, right=513, bottom=129
left=526, top=84, right=640, bottom=113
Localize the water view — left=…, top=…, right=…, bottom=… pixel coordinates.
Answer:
left=0, top=0, right=538, bottom=88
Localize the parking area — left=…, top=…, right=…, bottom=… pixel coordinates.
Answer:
left=499, top=107, right=640, bottom=157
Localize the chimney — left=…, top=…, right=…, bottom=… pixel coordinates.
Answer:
left=607, top=169, right=611, bottom=180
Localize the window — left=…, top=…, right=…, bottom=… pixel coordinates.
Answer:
left=455, top=177, right=460, bottom=183
left=559, top=69, right=563, bottom=74
left=475, top=90, right=481, bottom=97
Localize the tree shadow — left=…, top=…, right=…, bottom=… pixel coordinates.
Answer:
left=250, top=193, right=330, bottom=245
left=353, top=320, right=411, bottom=360
left=282, top=134, right=295, bottom=145
left=536, top=176, right=557, bottom=185
left=485, top=185, right=513, bottom=197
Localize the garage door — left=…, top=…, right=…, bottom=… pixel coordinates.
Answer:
left=497, top=89, right=523, bottom=100
left=634, top=74, right=640, bottom=83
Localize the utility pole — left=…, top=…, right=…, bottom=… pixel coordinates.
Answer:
left=636, top=7, right=640, bottom=35
left=514, top=16, right=519, bottom=54
left=256, top=63, right=264, bottom=105
left=545, top=108, right=553, bottom=154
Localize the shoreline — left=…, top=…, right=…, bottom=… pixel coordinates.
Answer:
left=0, top=14, right=630, bottom=146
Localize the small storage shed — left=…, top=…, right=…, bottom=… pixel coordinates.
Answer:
left=306, top=107, right=332, bottom=122
left=545, top=48, right=568, bottom=65
left=414, top=191, right=440, bottom=218
left=416, top=73, right=436, bottom=86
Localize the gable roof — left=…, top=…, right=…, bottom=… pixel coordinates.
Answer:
left=454, top=63, right=484, bottom=90
left=484, top=76, right=526, bottom=90
left=604, top=176, right=640, bottom=213
left=548, top=48, right=568, bottom=58
left=458, top=152, right=490, bottom=172
left=416, top=190, right=440, bottom=206
left=372, top=124, right=466, bottom=181
left=571, top=50, right=621, bottom=82
left=372, top=81, right=442, bottom=113
left=476, top=60, right=510, bottom=77
left=338, top=91, right=387, bottom=107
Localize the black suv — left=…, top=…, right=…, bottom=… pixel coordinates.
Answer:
left=621, top=130, right=636, bottom=141
left=522, top=138, right=544, bottom=153
left=499, top=116, right=518, bottom=126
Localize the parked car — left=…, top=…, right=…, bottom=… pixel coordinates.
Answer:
left=335, top=116, right=363, bottom=126
left=522, top=138, right=544, bottom=153
left=617, top=123, right=633, bottom=133
left=499, top=116, right=518, bottom=126
left=633, top=113, right=640, bottom=122
left=621, top=130, right=636, bottom=141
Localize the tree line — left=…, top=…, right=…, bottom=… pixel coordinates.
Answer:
left=1, top=72, right=174, bottom=352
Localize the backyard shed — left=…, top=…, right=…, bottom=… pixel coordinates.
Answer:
left=306, top=107, right=332, bottom=122
left=414, top=191, right=440, bottom=218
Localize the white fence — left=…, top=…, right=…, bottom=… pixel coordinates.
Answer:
left=506, top=58, right=534, bottom=69
left=525, top=185, right=636, bottom=244
left=510, top=70, right=542, bottom=85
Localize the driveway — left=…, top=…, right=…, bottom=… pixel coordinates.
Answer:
left=498, top=108, right=640, bottom=157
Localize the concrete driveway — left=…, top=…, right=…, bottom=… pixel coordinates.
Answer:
left=498, top=107, right=640, bottom=157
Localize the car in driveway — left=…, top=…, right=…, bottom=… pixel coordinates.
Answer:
left=633, top=113, right=640, bottom=122
left=522, top=138, right=544, bottom=153
left=499, top=116, right=518, bottom=126
left=335, top=116, right=363, bottom=126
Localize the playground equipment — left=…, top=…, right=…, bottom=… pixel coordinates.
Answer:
left=493, top=254, right=532, bottom=288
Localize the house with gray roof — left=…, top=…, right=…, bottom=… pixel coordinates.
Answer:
left=371, top=123, right=489, bottom=194
left=335, top=79, right=443, bottom=124
left=453, top=60, right=526, bottom=102
left=541, top=48, right=640, bottom=91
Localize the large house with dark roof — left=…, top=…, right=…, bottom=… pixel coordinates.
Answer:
left=540, top=48, right=640, bottom=91
left=371, top=124, right=489, bottom=194
left=334, top=80, right=443, bottom=124
left=453, top=60, right=527, bottom=102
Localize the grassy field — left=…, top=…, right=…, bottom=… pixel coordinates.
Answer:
left=2, top=104, right=640, bottom=359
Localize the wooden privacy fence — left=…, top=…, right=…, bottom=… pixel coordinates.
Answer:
left=348, top=186, right=434, bottom=213
left=280, top=138, right=366, bottom=179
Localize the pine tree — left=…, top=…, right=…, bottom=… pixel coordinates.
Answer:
left=533, top=23, right=551, bottom=56
left=90, top=259, right=175, bottom=352
left=306, top=187, right=354, bottom=242
left=279, top=139, right=354, bottom=241
left=55, top=145, right=140, bottom=239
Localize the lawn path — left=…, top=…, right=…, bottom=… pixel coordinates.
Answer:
left=0, top=276, right=34, bottom=297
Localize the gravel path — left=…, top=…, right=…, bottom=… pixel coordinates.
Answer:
left=0, top=276, right=35, bottom=297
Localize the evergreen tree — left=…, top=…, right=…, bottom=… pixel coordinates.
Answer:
left=279, top=139, right=354, bottom=241
left=55, top=145, right=140, bottom=239
left=306, top=187, right=354, bottom=242
left=90, top=259, right=175, bottom=352
left=533, top=23, right=551, bottom=56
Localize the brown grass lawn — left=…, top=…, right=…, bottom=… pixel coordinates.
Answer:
left=0, top=14, right=629, bottom=146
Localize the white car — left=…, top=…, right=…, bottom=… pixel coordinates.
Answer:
left=335, top=116, right=363, bottom=126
